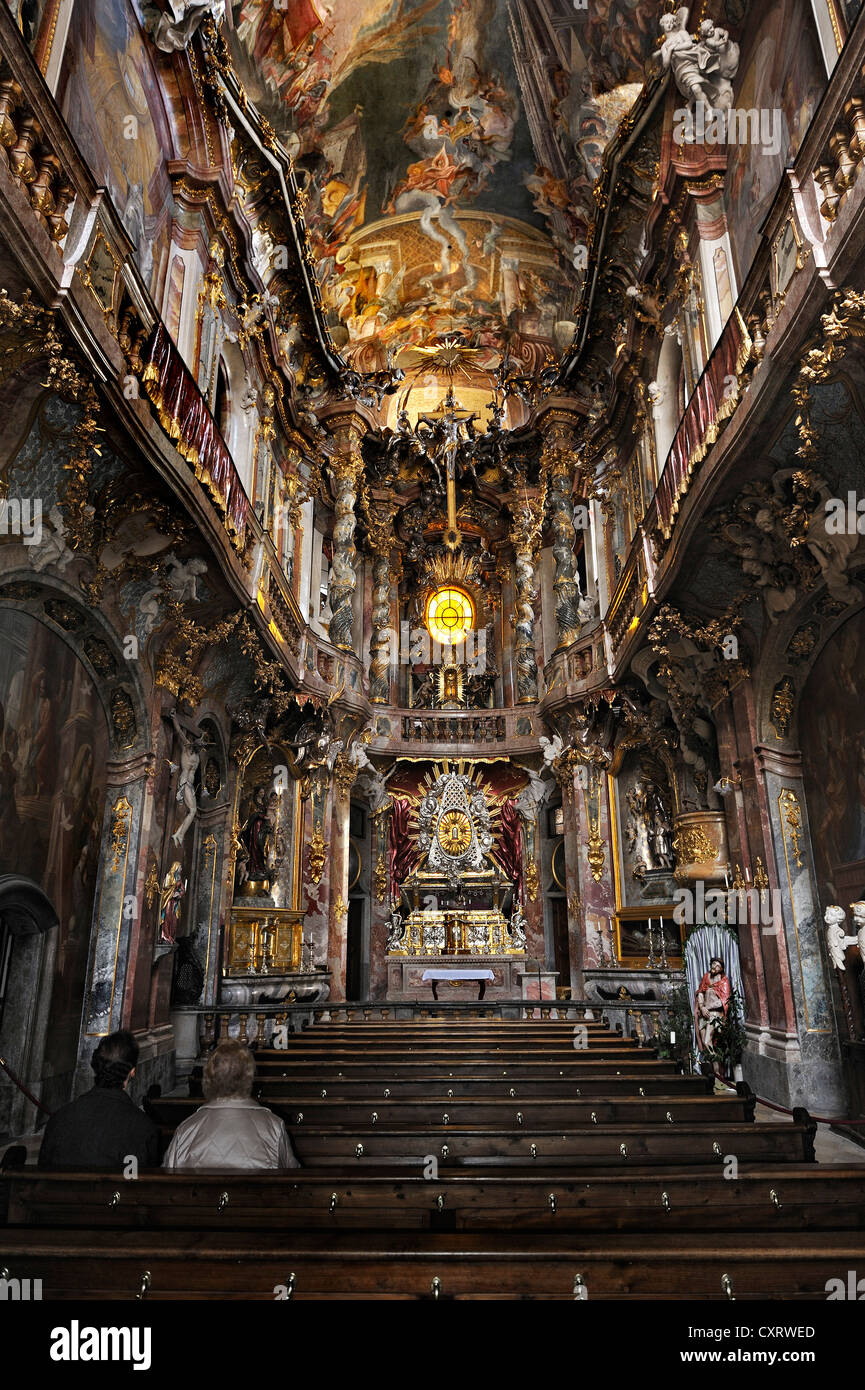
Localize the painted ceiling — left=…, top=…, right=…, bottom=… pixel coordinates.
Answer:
left=228, top=0, right=659, bottom=374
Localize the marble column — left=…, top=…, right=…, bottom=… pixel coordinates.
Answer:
left=326, top=757, right=357, bottom=999
left=76, top=753, right=152, bottom=1088
left=519, top=811, right=545, bottom=964
left=573, top=759, right=618, bottom=997
left=369, top=801, right=392, bottom=999
left=753, top=744, right=845, bottom=1112
left=543, top=419, right=583, bottom=651
left=327, top=424, right=363, bottom=653
left=509, top=492, right=544, bottom=703
left=193, top=803, right=231, bottom=1006
left=560, top=773, right=587, bottom=995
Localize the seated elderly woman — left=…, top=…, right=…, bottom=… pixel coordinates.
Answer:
left=163, top=1039, right=299, bottom=1170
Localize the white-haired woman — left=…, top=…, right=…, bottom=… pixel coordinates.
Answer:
left=163, top=1039, right=298, bottom=1170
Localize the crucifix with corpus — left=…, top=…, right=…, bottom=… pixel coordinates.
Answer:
left=415, top=386, right=480, bottom=550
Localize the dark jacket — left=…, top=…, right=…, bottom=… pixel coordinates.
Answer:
left=38, top=1085, right=159, bottom=1170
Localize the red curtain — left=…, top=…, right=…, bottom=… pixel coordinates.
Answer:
left=142, top=323, right=249, bottom=542
left=495, top=799, right=524, bottom=904
left=388, top=797, right=418, bottom=899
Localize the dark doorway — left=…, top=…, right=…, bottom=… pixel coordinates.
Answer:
left=550, top=896, right=569, bottom=987
left=346, top=899, right=364, bottom=1001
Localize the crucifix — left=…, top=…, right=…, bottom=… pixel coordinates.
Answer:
left=415, top=386, right=479, bottom=551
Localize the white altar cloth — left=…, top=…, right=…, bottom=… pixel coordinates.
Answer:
left=421, top=969, right=495, bottom=981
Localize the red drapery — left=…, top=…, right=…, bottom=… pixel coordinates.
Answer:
left=388, top=797, right=418, bottom=901
left=656, top=309, right=751, bottom=540
left=495, top=799, right=524, bottom=904
left=142, top=323, right=249, bottom=543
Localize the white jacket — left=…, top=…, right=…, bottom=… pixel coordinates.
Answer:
left=162, top=1097, right=299, bottom=1170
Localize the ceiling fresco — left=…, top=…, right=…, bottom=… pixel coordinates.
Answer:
left=228, top=0, right=661, bottom=372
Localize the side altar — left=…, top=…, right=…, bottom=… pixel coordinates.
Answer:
left=385, top=763, right=527, bottom=1000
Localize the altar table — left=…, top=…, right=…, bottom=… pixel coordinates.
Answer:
left=421, top=968, right=496, bottom=1000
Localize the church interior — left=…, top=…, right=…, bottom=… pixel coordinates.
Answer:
left=3, top=0, right=865, bottom=1312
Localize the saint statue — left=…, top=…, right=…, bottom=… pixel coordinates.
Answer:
left=159, top=861, right=186, bottom=944
left=237, top=783, right=275, bottom=887
left=694, top=956, right=732, bottom=1055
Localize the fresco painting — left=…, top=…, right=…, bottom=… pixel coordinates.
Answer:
left=0, top=610, right=109, bottom=1082
left=229, top=0, right=659, bottom=367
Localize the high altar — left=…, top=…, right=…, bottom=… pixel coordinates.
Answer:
left=385, top=762, right=527, bottom=999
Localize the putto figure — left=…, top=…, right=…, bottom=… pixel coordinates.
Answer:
left=658, top=8, right=740, bottom=111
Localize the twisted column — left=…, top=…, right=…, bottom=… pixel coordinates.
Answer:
left=544, top=422, right=583, bottom=650
left=327, top=425, right=363, bottom=652
left=363, top=491, right=395, bottom=705
left=510, top=493, right=544, bottom=704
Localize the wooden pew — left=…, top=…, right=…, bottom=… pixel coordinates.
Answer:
left=1, top=1226, right=863, bottom=1299
left=147, top=1094, right=754, bottom=1129
left=5, top=1166, right=864, bottom=1234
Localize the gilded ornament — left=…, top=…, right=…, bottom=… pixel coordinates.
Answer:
left=109, top=796, right=133, bottom=873
left=524, top=859, right=540, bottom=902
left=144, top=857, right=160, bottom=910
left=374, top=850, right=388, bottom=905
left=770, top=676, right=795, bottom=740
left=308, top=823, right=326, bottom=885
left=672, top=826, right=718, bottom=865
left=82, top=634, right=115, bottom=677
left=43, top=598, right=83, bottom=629
left=203, top=758, right=222, bottom=799
left=753, top=856, right=771, bottom=890
left=779, top=789, right=804, bottom=869
left=110, top=689, right=137, bottom=750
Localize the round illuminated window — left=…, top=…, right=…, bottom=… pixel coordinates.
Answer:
left=425, top=586, right=474, bottom=646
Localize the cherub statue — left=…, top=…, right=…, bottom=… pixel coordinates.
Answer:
left=850, top=901, right=865, bottom=963
left=31, top=505, right=76, bottom=574
left=658, top=8, right=740, bottom=110
left=825, top=904, right=858, bottom=970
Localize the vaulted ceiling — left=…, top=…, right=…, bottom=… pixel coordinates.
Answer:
left=228, top=0, right=662, bottom=375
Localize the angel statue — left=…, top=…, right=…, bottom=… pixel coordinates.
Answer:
left=850, top=901, right=865, bottom=962
left=509, top=906, right=528, bottom=951
left=386, top=905, right=406, bottom=953
left=824, top=904, right=858, bottom=970
left=658, top=8, right=740, bottom=111
left=539, top=732, right=564, bottom=771
left=143, top=0, right=226, bottom=52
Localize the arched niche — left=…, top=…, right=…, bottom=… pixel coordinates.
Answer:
left=0, top=877, right=58, bottom=1142
left=0, top=577, right=151, bottom=1123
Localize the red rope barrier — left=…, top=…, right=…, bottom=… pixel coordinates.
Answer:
left=755, top=1092, right=865, bottom=1127
left=0, top=1055, right=52, bottom=1115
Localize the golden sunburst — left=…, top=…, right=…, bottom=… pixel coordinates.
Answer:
left=408, top=335, right=486, bottom=381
